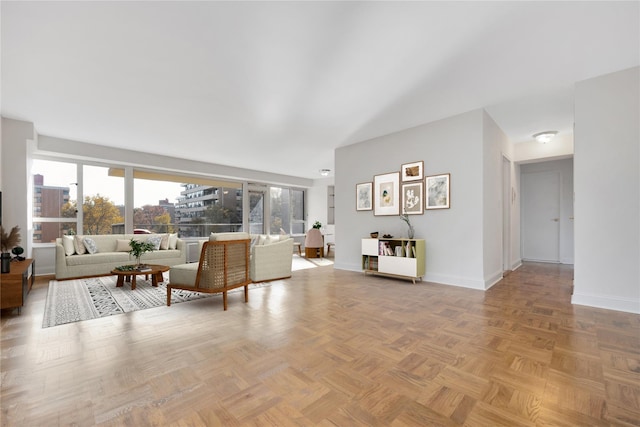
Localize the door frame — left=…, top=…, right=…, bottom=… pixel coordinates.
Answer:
left=502, top=154, right=512, bottom=272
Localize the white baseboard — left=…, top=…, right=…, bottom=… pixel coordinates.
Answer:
left=423, top=272, right=486, bottom=290
left=572, top=293, right=640, bottom=314
left=484, top=270, right=504, bottom=290
left=333, top=262, right=362, bottom=273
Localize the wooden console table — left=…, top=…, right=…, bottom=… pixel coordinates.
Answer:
left=1, top=258, right=35, bottom=314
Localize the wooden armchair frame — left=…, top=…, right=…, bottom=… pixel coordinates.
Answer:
left=167, top=239, right=250, bottom=310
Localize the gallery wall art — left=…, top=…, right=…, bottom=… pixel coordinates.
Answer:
left=426, top=173, right=450, bottom=209
left=373, top=172, right=400, bottom=216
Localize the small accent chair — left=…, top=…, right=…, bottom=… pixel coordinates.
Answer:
left=304, top=228, right=324, bottom=258
left=167, top=235, right=250, bottom=311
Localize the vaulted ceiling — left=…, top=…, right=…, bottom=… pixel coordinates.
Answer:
left=2, top=1, right=638, bottom=179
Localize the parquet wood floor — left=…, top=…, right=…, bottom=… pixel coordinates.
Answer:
left=1, top=262, right=639, bottom=426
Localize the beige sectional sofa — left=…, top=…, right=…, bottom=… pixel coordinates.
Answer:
left=249, top=234, right=294, bottom=282
left=55, top=234, right=186, bottom=280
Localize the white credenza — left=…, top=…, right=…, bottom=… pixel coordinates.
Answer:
left=361, top=238, right=425, bottom=284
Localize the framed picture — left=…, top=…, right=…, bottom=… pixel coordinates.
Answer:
left=374, top=172, right=400, bottom=216
left=402, top=182, right=423, bottom=215
left=426, top=173, right=450, bottom=209
left=356, top=182, right=373, bottom=211
left=401, top=161, right=423, bottom=182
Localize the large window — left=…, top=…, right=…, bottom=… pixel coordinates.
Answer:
left=32, top=159, right=77, bottom=243
left=130, top=172, right=243, bottom=238
left=32, top=159, right=302, bottom=242
left=291, top=189, right=305, bottom=234
left=270, top=187, right=306, bottom=235
left=82, top=165, right=124, bottom=234
left=133, top=176, right=182, bottom=234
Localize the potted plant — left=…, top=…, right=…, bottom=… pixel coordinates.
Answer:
left=312, top=221, right=322, bottom=230
left=128, top=238, right=155, bottom=269
left=1, top=225, right=21, bottom=273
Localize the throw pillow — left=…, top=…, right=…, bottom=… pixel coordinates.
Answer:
left=83, top=237, right=98, bottom=254
left=160, top=233, right=169, bottom=250
left=62, top=235, right=75, bottom=256
left=258, top=235, right=268, bottom=245
left=168, top=233, right=178, bottom=249
left=74, top=235, right=87, bottom=255
left=115, top=239, right=131, bottom=252
left=147, top=235, right=162, bottom=250
left=265, top=235, right=277, bottom=245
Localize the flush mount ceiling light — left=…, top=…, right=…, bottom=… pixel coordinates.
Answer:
left=533, top=131, right=558, bottom=144
left=319, top=169, right=331, bottom=176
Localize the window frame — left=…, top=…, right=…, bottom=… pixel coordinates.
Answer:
left=31, top=156, right=307, bottom=245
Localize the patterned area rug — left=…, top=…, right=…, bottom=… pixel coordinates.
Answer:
left=42, top=275, right=262, bottom=328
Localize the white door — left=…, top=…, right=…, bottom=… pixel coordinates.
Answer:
left=522, top=171, right=560, bottom=262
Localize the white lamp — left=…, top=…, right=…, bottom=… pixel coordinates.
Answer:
left=533, top=131, right=558, bottom=144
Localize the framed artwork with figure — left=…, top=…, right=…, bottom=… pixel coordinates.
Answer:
left=374, top=172, right=400, bottom=216
left=356, top=182, right=373, bottom=211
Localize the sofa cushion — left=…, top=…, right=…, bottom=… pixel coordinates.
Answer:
left=251, top=234, right=288, bottom=246
left=209, top=232, right=250, bottom=241
left=65, top=252, right=130, bottom=266
left=115, top=239, right=131, bottom=252
left=83, top=237, right=99, bottom=254
left=73, top=235, right=87, bottom=255
left=265, top=235, right=279, bottom=245
left=62, top=235, right=75, bottom=256
left=141, top=249, right=181, bottom=261
left=169, top=263, right=198, bottom=286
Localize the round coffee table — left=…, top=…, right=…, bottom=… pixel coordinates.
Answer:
left=111, top=264, right=170, bottom=290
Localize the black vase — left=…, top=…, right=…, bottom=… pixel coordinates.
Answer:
left=1, top=253, right=11, bottom=274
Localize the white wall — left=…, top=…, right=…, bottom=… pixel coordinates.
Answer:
left=482, top=111, right=509, bottom=287
left=511, top=162, right=522, bottom=269
left=307, top=177, right=333, bottom=230
left=573, top=66, right=639, bottom=314
left=37, top=135, right=314, bottom=189
left=520, top=158, right=574, bottom=264
left=307, top=177, right=334, bottom=250
left=1, top=118, right=36, bottom=258
left=335, top=109, right=493, bottom=289
left=514, top=133, right=574, bottom=163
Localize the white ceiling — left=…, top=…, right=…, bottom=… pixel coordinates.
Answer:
left=2, top=1, right=638, bottom=179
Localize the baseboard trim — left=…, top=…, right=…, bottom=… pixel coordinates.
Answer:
left=484, top=270, right=504, bottom=290
left=423, top=273, right=486, bottom=290
left=572, top=293, right=640, bottom=314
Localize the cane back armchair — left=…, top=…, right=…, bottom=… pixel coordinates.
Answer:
left=167, top=238, right=250, bottom=310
